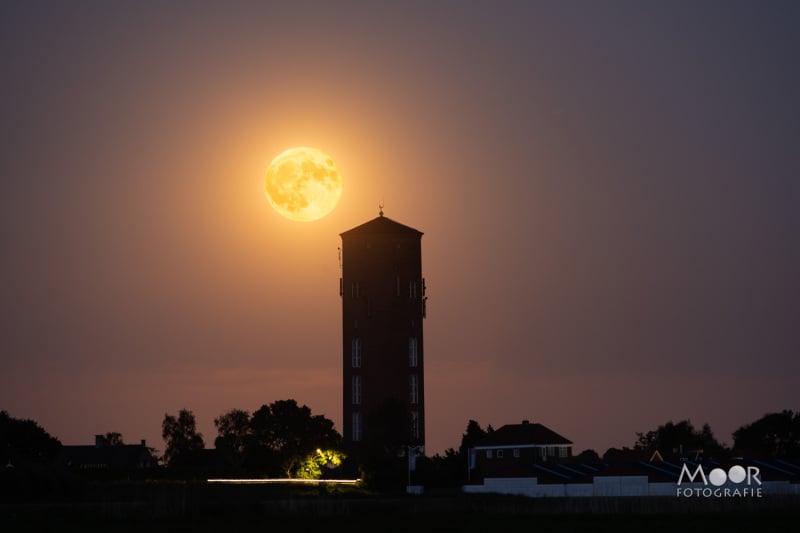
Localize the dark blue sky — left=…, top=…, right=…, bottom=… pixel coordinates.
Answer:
left=1, top=1, right=798, bottom=456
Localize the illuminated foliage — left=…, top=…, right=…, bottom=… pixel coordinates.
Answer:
left=295, top=448, right=346, bottom=479
left=211, top=399, right=344, bottom=477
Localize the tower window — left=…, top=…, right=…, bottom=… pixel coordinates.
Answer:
left=352, top=412, right=362, bottom=442
left=410, top=411, right=420, bottom=440
left=351, top=338, right=362, bottom=368
left=409, top=280, right=417, bottom=298
left=351, top=281, right=360, bottom=298
left=409, top=374, right=418, bottom=404
left=408, top=337, right=418, bottom=367
left=352, top=375, right=361, bottom=405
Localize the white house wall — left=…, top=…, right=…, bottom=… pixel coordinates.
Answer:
left=464, top=477, right=800, bottom=498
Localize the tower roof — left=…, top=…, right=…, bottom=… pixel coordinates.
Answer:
left=340, top=215, right=423, bottom=238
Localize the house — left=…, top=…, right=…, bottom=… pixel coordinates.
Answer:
left=464, top=436, right=800, bottom=498
left=57, top=435, right=158, bottom=471
left=468, top=420, right=573, bottom=482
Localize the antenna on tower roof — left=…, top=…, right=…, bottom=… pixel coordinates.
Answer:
left=378, top=199, right=384, bottom=217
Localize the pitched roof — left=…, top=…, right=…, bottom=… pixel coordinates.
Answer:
left=57, top=444, right=157, bottom=469
left=340, top=215, right=423, bottom=238
left=475, top=421, right=572, bottom=447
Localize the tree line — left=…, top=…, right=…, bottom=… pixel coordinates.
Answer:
left=2, top=407, right=799, bottom=490
left=161, top=399, right=344, bottom=479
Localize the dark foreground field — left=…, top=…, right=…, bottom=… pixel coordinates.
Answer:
left=2, top=481, right=798, bottom=532
left=4, top=510, right=799, bottom=533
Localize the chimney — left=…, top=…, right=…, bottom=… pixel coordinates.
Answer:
left=140, top=439, right=146, bottom=447
left=95, top=435, right=105, bottom=448
left=522, top=420, right=530, bottom=425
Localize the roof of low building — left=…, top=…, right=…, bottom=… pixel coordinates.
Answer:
left=57, top=444, right=157, bottom=469
left=475, top=420, right=573, bottom=447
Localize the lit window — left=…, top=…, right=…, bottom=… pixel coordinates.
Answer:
left=352, top=375, right=361, bottom=405
left=352, top=412, right=362, bottom=442
left=351, top=338, right=362, bottom=368
left=409, top=374, right=418, bottom=404
left=408, top=337, right=418, bottom=367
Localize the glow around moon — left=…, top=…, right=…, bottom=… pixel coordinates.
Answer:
left=264, top=146, right=343, bottom=222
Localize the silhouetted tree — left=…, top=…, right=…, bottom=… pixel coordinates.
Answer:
left=214, top=409, right=250, bottom=463
left=103, top=432, right=124, bottom=446
left=634, top=419, right=725, bottom=459
left=733, top=410, right=800, bottom=458
left=573, top=449, right=601, bottom=463
left=0, top=410, right=61, bottom=466
left=416, top=448, right=462, bottom=488
left=162, top=409, right=205, bottom=466
left=458, top=419, right=490, bottom=456
left=213, top=409, right=251, bottom=474
left=248, top=399, right=341, bottom=477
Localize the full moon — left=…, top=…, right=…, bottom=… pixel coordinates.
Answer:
left=264, top=146, right=343, bottom=222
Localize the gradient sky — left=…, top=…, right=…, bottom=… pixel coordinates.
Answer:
left=2, top=1, right=798, bottom=458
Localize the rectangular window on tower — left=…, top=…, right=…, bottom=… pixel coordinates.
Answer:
left=351, top=338, right=361, bottom=368
left=352, top=412, right=362, bottom=442
left=351, top=281, right=360, bottom=298
left=352, top=375, right=362, bottom=405
left=410, top=411, right=419, bottom=440
left=409, top=280, right=417, bottom=298
left=408, top=337, right=418, bottom=367
left=409, top=374, right=418, bottom=404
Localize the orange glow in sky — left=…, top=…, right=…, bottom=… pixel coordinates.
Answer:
left=1, top=2, right=798, bottom=460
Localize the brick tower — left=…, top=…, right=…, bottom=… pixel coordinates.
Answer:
left=340, top=211, right=426, bottom=455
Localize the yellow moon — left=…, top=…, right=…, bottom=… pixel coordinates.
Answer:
left=264, top=146, right=343, bottom=222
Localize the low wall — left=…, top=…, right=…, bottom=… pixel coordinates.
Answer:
left=463, top=476, right=800, bottom=498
